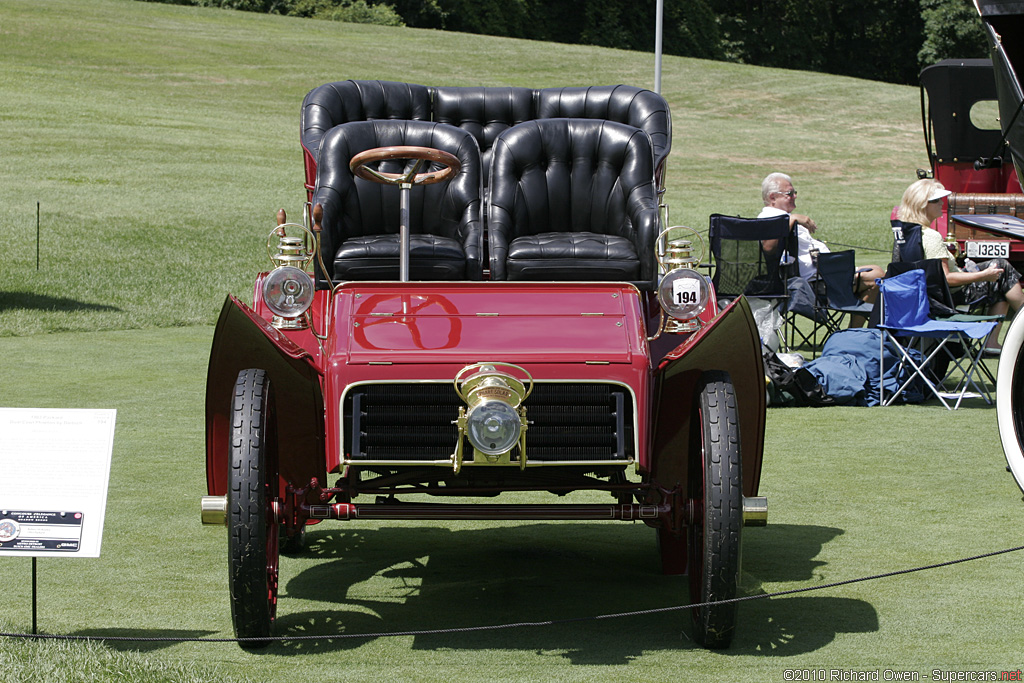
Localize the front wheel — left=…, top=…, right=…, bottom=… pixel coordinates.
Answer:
left=227, top=368, right=280, bottom=649
left=687, top=371, right=743, bottom=649
left=997, top=312, right=1024, bottom=494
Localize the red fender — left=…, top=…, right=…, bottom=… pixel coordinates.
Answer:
left=649, top=296, right=766, bottom=499
left=205, top=295, right=326, bottom=496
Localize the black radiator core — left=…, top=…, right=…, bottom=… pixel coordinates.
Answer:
left=345, top=383, right=633, bottom=463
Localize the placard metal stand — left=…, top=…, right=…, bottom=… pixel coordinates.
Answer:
left=32, top=557, right=37, bottom=634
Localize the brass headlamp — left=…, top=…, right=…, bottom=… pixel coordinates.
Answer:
left=654, top=226, right=711, bottom=335
left=451, top=363, right=533, bottom=474
left=264, top=212, right=317, bottom=330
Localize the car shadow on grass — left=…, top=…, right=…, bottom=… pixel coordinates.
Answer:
left=257, top=521, right=876, bottom=661
left=0, top=291, right=121, bottom=312
left=728, top=523, right=879, bottom=656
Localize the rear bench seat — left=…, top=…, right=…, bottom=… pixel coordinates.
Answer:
left=300, top=80, right=672, bottom=194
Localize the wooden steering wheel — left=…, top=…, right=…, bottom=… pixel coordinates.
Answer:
left=349, top=146, right=461, bottom=186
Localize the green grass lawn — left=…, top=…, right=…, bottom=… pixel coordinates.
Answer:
left=2, top=0, right=915, bottom=337
left=1, top=328, right=1021, bottom=682
left=1, top=1, right=1023, bottom=682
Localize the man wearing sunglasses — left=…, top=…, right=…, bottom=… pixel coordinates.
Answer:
left=758, top=172, right=826, bottom=280
left=758, top=172, right=882, bottom=319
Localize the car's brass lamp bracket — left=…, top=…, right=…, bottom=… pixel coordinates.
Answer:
left=264, top=211, right=318, bottom=330
left=652, top=225, right=711, bottom=339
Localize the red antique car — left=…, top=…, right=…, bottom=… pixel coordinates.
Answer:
left=918, top=57, right=1024, bottom=267
left=974, top=0, right=1024, bottom=496
left=200, top=81, right=768, bottom=650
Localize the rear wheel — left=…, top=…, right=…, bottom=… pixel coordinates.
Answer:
left=687, top=371, right=743, bottom=649
left=227, top=369, right=280, bottom=649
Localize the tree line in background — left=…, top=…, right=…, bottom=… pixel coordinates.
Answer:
left=148, top=0, right=988, bottom=84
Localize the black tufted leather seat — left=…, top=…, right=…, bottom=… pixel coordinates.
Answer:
left=487, top=119, right=659, bottom=290
left=301, top=81, right=672, bottom=194
left=534, top=85, right=671, bottom=185
left=432, top=86, right=534, bottom=187
left=301, top=80, right=433, bottom=192
left=311, top=119, right=483, bottom=285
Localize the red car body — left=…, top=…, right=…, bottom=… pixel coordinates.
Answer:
left=202, top=80, right=768, bottom=651
left=206, top=284, right=765, bottom=517
left=919, top=58, right=1024, bottom=265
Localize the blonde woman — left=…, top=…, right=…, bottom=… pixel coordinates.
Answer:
left=898, top=178, right=1024, bottom=354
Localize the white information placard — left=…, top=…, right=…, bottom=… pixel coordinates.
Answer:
left=0, top=408, right=116, bottom=558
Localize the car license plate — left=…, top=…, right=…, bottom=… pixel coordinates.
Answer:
left=965, top=241, right=1011, bottom=259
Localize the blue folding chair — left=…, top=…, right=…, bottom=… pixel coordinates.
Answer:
left=877, top=269, right=998, bottom=409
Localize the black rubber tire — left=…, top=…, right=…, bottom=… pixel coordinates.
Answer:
left=227, top=368, right=280, bottom=649
left=687, top=370, right=743, bottom=649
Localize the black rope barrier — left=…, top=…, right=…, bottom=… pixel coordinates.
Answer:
left=822, top=240, right=890, bottom=254
left=1, top=543, right=1021, bottom=645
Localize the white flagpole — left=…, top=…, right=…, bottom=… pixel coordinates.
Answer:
left=655, top=0, right=664, bottom=93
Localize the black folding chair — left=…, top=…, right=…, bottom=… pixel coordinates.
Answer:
left=708, top=214, right=795, bottom=348
left=891, top=219, right=924, bottom=263
left=886, top=259, right=1001, bottom=321
left=784, top=274, right=828, bottom=355
left=885, top=222, right=995, bottom=317
left=817, top=250, right=875, bottom=334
